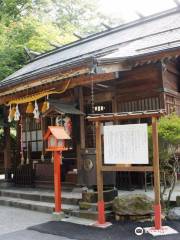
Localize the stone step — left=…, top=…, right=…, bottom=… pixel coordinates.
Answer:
left=0, top=189, right=81, bottom=206
left=0, top=196, right=79, bottom=214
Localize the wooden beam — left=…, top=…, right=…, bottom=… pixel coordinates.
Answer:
left=132, top=47, right=180, bottom=66
left=96, top=62, right=131, bottom=74
left=87, top=111, right=165, bottom=122
left=84, top=91, right=113, bottom=104
left=0, top=72, right=117, bottom=105
left=0, top=65, right=90, bottom=95
left=112, top=88, right=118, bottom=113
left=101, top=166, right=153, bottom=172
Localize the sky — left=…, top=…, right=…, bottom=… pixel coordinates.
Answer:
left=99, top=0, right=177, bottom=23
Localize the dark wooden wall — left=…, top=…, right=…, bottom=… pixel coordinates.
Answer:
left=116, top=63, right=163, bottom=112
left=162, top=62, right=180, bottom=115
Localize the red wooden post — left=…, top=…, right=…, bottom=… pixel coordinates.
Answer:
left=54, top=151, right=61, bottom=212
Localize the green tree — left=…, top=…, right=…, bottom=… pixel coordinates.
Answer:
left=0, top=18, right=62, bottom=80
left=50, top=0, right=122, bottom=36
left=0, top=0, right=32, bottom=23
left=148, top=114, right=180, bottom=210
left=0, top=0, right=123, bottom=81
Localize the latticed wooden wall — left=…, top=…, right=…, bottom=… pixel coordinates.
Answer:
left=165, top=94, right=180, bottom=115
left=117, top=96, right=161, bottom=112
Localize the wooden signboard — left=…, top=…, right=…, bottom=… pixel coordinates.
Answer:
left=88, top=110, right=165, bottom=229
left=104, top=124, right=149, bottom=165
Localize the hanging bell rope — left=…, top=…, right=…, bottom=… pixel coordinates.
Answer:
left=8, top=79, right=71, bottom=105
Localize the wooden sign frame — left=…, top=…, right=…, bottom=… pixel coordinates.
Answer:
left=87, top=110, right=165, bottom=229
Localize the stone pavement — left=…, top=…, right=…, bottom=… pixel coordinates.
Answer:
left=0, top=206, right=52, bottom=235
left=0, top=206, right=75, bottom=240
left=0, top=230, right=74, bottom=240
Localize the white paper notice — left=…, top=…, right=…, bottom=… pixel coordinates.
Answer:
left=104, top=124, right=149, bottom=164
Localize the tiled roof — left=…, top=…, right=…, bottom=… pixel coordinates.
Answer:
left=1, top=7, right=180, bottom=87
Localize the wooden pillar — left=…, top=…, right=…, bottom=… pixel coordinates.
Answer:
left=3, top=106, right=11, bottom=180
left=152, top=117, right=162, bottom=230
left=112, top=90, right=118, bottom=113
left=77, top=87, right=85, bottom=183
left=16, top=120, right=21, bottom=166
left=79, top=87, right=85, bottom=149
left=96, top=121, right=105, bottom=224
left=41, top=117, right=45, bottom=162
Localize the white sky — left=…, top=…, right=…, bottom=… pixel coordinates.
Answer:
left=99, top=0, right=177, bottom=22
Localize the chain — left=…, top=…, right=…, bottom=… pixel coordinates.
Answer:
left=91, top=73, right=95, bottom=114
left=90, top=66, right=96, bottom=147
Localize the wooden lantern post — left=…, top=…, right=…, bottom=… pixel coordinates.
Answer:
left=44, top=126, right=70, bottom=213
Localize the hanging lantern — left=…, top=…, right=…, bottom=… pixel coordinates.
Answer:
left=33, top=100, right=40, bottom=119
left=14, top=104, right=20, bottom=121
left=26, top=102, right=34, bottom=114
left=8, top=105, right=16, bottom=122
left=41, top=95, right=49, bottom=113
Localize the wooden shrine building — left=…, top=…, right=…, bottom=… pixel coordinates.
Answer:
left=0, top=7, right=179, bottom=188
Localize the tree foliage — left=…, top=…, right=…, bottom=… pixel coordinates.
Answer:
left=0, top=0, right=122, bottom=81
left=0, top=18, right=62, bottom=80
left=148, top=114, right=180, bottom=209
left=0, top=0, right=32, bottom=23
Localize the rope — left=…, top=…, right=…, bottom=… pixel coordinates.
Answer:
left=8, top=79, right=71, bottom=105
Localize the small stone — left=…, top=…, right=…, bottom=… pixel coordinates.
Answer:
left=168, top=207, right=180, bottom=220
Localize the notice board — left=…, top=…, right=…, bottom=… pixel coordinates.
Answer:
left=104, top=124, right=149, bottom=164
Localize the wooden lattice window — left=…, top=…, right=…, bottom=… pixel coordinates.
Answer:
left=22, top=117, right=42, bottom=152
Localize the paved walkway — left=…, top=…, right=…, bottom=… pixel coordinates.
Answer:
left=0, top=230, right=74, bottom=240
left=0, top=206, right=52, bottom=235
left=0, top=206, right=74, bottom=240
